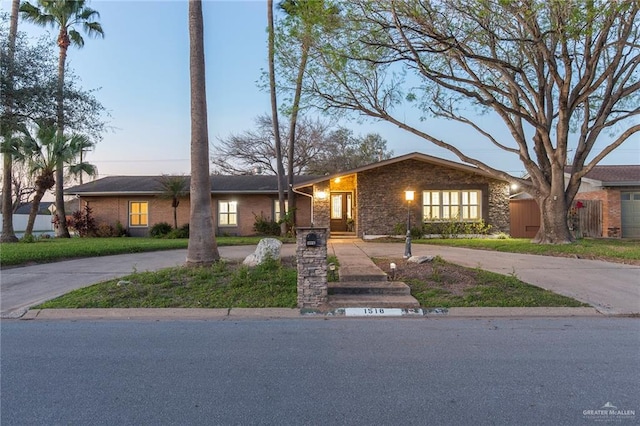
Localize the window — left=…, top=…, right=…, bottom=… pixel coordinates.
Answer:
left=331, top=194, right=343, bottom=219
left=129, top=201, right=148, bottom=227
left=423, top=190, right=481, bottom=221
left=274, top=200, right=288, bottom=222
left=218, top=201, right=238, bottom=226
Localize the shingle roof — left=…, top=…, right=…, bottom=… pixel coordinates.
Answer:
left=566, top=165, right=640, bottom=185
left=65, top=175, right=321, bottom=195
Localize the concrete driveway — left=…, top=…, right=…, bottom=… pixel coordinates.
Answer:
left=347, top=241, right=640, bottom=316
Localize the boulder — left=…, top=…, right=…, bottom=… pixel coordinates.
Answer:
left=242, top=238, right=283, bottom=266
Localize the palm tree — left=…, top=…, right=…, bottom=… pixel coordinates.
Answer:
left=157, top=175, right=188, bottom=230
left=20, top=0, right=104, bottom=238
left=18, top=122, right=96, bottom=238
left=1, top=0, right=21, bottom=243
left=186, top=0, right=219, bottom=266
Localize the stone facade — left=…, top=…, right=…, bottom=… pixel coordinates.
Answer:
left=296, top=228, right=328, bottom=309
left=355, top=159, right=510, bottom=236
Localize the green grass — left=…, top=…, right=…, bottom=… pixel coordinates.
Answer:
left=413, top=237, right=640, bottom=263
left=0, top=236, right=294, bottom=267
left=36, top=257, right=297, bottom=309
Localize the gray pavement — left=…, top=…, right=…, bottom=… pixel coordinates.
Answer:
left=1, top=240, right=638, bottom=318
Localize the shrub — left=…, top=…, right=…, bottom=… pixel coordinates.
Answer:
left=150, top=222, right=173, bottom=238
left=95, top=223, right=117, bottom=238
left=69, top=205, right=98, bottom=237
left=253, top=212, right=280, bottom=236
left=114, top=221, right=127, bottom=237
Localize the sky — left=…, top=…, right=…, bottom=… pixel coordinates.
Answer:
left=3, top=0, right=639, bottom=180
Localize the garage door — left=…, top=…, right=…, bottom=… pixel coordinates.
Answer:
left=621, top=192, right=640, bottom=238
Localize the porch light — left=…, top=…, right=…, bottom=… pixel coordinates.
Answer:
left=334, top=177, right=341, bottom=183
left=316, top=190, right=328, bottom=200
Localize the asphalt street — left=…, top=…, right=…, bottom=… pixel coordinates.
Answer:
left=2, top=318, right=638, bottom=425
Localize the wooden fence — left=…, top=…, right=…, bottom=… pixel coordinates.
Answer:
left=509, top=198, right=602, bottom=238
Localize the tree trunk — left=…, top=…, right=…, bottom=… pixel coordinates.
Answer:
left=533, top=193, right=574, bottom=244
left=54, top=40, right=70, bottom=238
left=1, top=0, right=20, bottom=243
left=24, top=186, right=46, bottom=238
left=186, top=0, right=219, bottom=266
left=286, top=42, right=310, bottom=235
left=267, top=0, right=287, bottom=236
left=173, top=203, right=178, bottom=230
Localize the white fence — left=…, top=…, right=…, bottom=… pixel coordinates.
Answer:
left=0, top=214, right=55, bottom=236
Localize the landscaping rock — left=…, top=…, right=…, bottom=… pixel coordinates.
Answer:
left=407, top=255, right=434, bottom=264
left=243, top=238, right=282, bottom=266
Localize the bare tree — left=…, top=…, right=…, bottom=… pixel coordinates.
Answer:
left=212, top=114, right=392, bottom=175
left=211, top=114, right=328, bottom=175
left=303, top=0, right=640, bottom=244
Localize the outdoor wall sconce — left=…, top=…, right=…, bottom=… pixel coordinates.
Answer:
left=316, top=190, right=328, bottom=200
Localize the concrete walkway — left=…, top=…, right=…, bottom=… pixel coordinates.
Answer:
left=2, top=240, right=638, bottom=318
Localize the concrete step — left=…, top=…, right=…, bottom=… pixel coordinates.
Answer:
left=328, top=294, right=420, bottom=309
left=329, top=281, right=411, bottom=296
left=338, top=265, right=388, bottom=282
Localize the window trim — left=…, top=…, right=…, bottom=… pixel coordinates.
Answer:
left=218, top=200, right=238, bottom=227
left=422, top=189, right=482, bottom=221
left=129, top=201, right=149, bottom=228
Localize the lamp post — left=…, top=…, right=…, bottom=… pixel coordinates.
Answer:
left=404, top=190, right=414, bottom=258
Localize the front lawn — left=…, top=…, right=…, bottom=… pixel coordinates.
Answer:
left=0, top=236, right=293, bottom=267
left=374, top=257, right=588, bottom=308
left=36, top=255, right=587, bottom=310
left=36, top=257, right=298, bottom=309
left=413, top=238, right=640, bottom=264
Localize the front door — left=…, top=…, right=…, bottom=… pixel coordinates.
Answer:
left=330, top=192, right=353, bottom=232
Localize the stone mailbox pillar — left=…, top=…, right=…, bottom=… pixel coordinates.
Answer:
left=296, top=227, right=328, bottom=309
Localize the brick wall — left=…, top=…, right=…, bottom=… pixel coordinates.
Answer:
left=356, top=159, right=510, bottom=236
left=82, top=193, right=312, bottom=237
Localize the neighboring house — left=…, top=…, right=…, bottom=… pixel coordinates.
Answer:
left=510, top=165, right=640, bottom=238
left=64, top=152, right=511, bottom=237
left=569, top=165, right=640, bottom=238
left=0, top=201, right=55, bottom=236
left=14, top=201, right=55, bottom=215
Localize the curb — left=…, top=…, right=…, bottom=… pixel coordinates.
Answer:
left=15, top=306, right=605, bottom=321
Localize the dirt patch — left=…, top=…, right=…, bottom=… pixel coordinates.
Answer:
left=373, top=257, right=479, bottom=296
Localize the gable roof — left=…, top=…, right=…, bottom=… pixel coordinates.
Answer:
left=65, top=175, right=321, bottom=196
left=293, top=152, right=505, bottom=188
left=565, top=165, right=640, bottom=187
left=14, top=201, right=54, bottom=215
